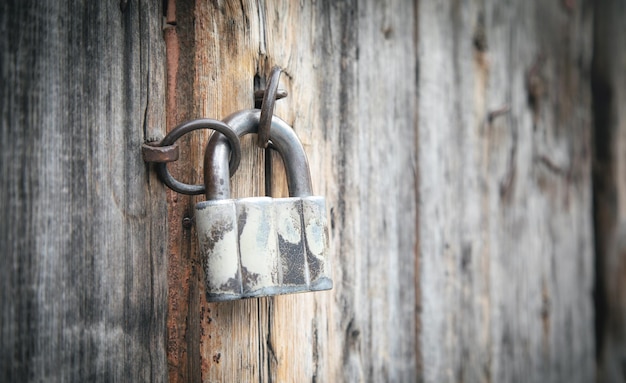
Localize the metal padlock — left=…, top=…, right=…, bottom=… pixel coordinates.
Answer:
left=195, top=110, right=332, bottom=302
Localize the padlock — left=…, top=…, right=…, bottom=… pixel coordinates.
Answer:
left=195, top=109, right=332, bottom=302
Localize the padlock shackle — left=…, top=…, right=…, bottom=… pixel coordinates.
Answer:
left=204, top=109, right=313, bottom=200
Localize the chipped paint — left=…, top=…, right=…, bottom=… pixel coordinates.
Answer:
left=195, top=200, right=242, bottom=300
left=195, top=196, right=332, bottom=301
left=275, top=198, right=308, bottom=286
left=303, top=196, right=333, bottom=291
left=236, top=197, right=279, bottom=294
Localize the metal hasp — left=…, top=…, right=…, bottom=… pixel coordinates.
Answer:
left=195, top=109, right=332, bottom=302
left=143, top=119, right=242, bottom=195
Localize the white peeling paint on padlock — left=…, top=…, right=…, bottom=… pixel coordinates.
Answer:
left=274, top=197, right=309, bottom=291
left=236, top=197, right=280, bottom=297
left=302, top=196, right=332, bottom=291
left=200, top=109, right=333, bottom=301
left=195, top=200, right=242, bottom=301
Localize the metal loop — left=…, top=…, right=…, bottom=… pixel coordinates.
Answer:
left=155, top=119, right=242, bottom=195
left=257, top=66, right=282, bottom=149
left=205, top=110, right=312, bottom=200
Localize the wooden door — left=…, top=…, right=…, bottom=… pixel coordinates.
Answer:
left=164, top=1, right=417, bottom=381
left=2, top=0, right=625, bottom=382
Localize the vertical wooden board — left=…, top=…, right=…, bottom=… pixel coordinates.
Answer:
left=351, top=1, right=419, bottom=380
left=592, top=1, right=626, bottom=382
left=418, top=3, right=492, bottom=380
left=162, top=0, right=204, bottom=381
left=418, top=0, right=594, bottom=382
left=0, top=1, right=167, bottom=382
left=166, top=0, right=418, bottom=382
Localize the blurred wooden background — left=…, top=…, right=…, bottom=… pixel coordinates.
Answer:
left=1, top=0, right=625, bottom=382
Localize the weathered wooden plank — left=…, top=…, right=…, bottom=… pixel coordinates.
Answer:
left=0, top=1, right=167, bottom=381
left=418, top=1, right=594, bottom=382
left=163, top=1, right=205, bottom=381
left=166, top=0, right=418, bottom=381
left=592, top=1, right=626, bottom=382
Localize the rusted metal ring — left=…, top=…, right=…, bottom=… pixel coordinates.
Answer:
left=156, top=119, right=241, bottom=195
left=257, top=66, right=282, bottom=149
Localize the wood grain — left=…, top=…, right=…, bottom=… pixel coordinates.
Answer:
left=418, top=1, right=595, bottom=382
left=166, top=0, right=418, bottom=381
left=0, top=1, right=168, bottom=382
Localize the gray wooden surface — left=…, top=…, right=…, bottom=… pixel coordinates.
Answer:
left=593, top=1, right=626, bottom=382
left=419, top=1, right=595, bottom=382
left=0, top=1, right=168, bottom=381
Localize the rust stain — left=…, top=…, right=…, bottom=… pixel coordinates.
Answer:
left=165, top=0, right=202, bottom=381
left=164, top=3, right=186, bottom=380
left=165, top=0, right=176, bottom=25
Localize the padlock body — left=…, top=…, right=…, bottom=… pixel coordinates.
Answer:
left=195, top=196, right=332, bottom=302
